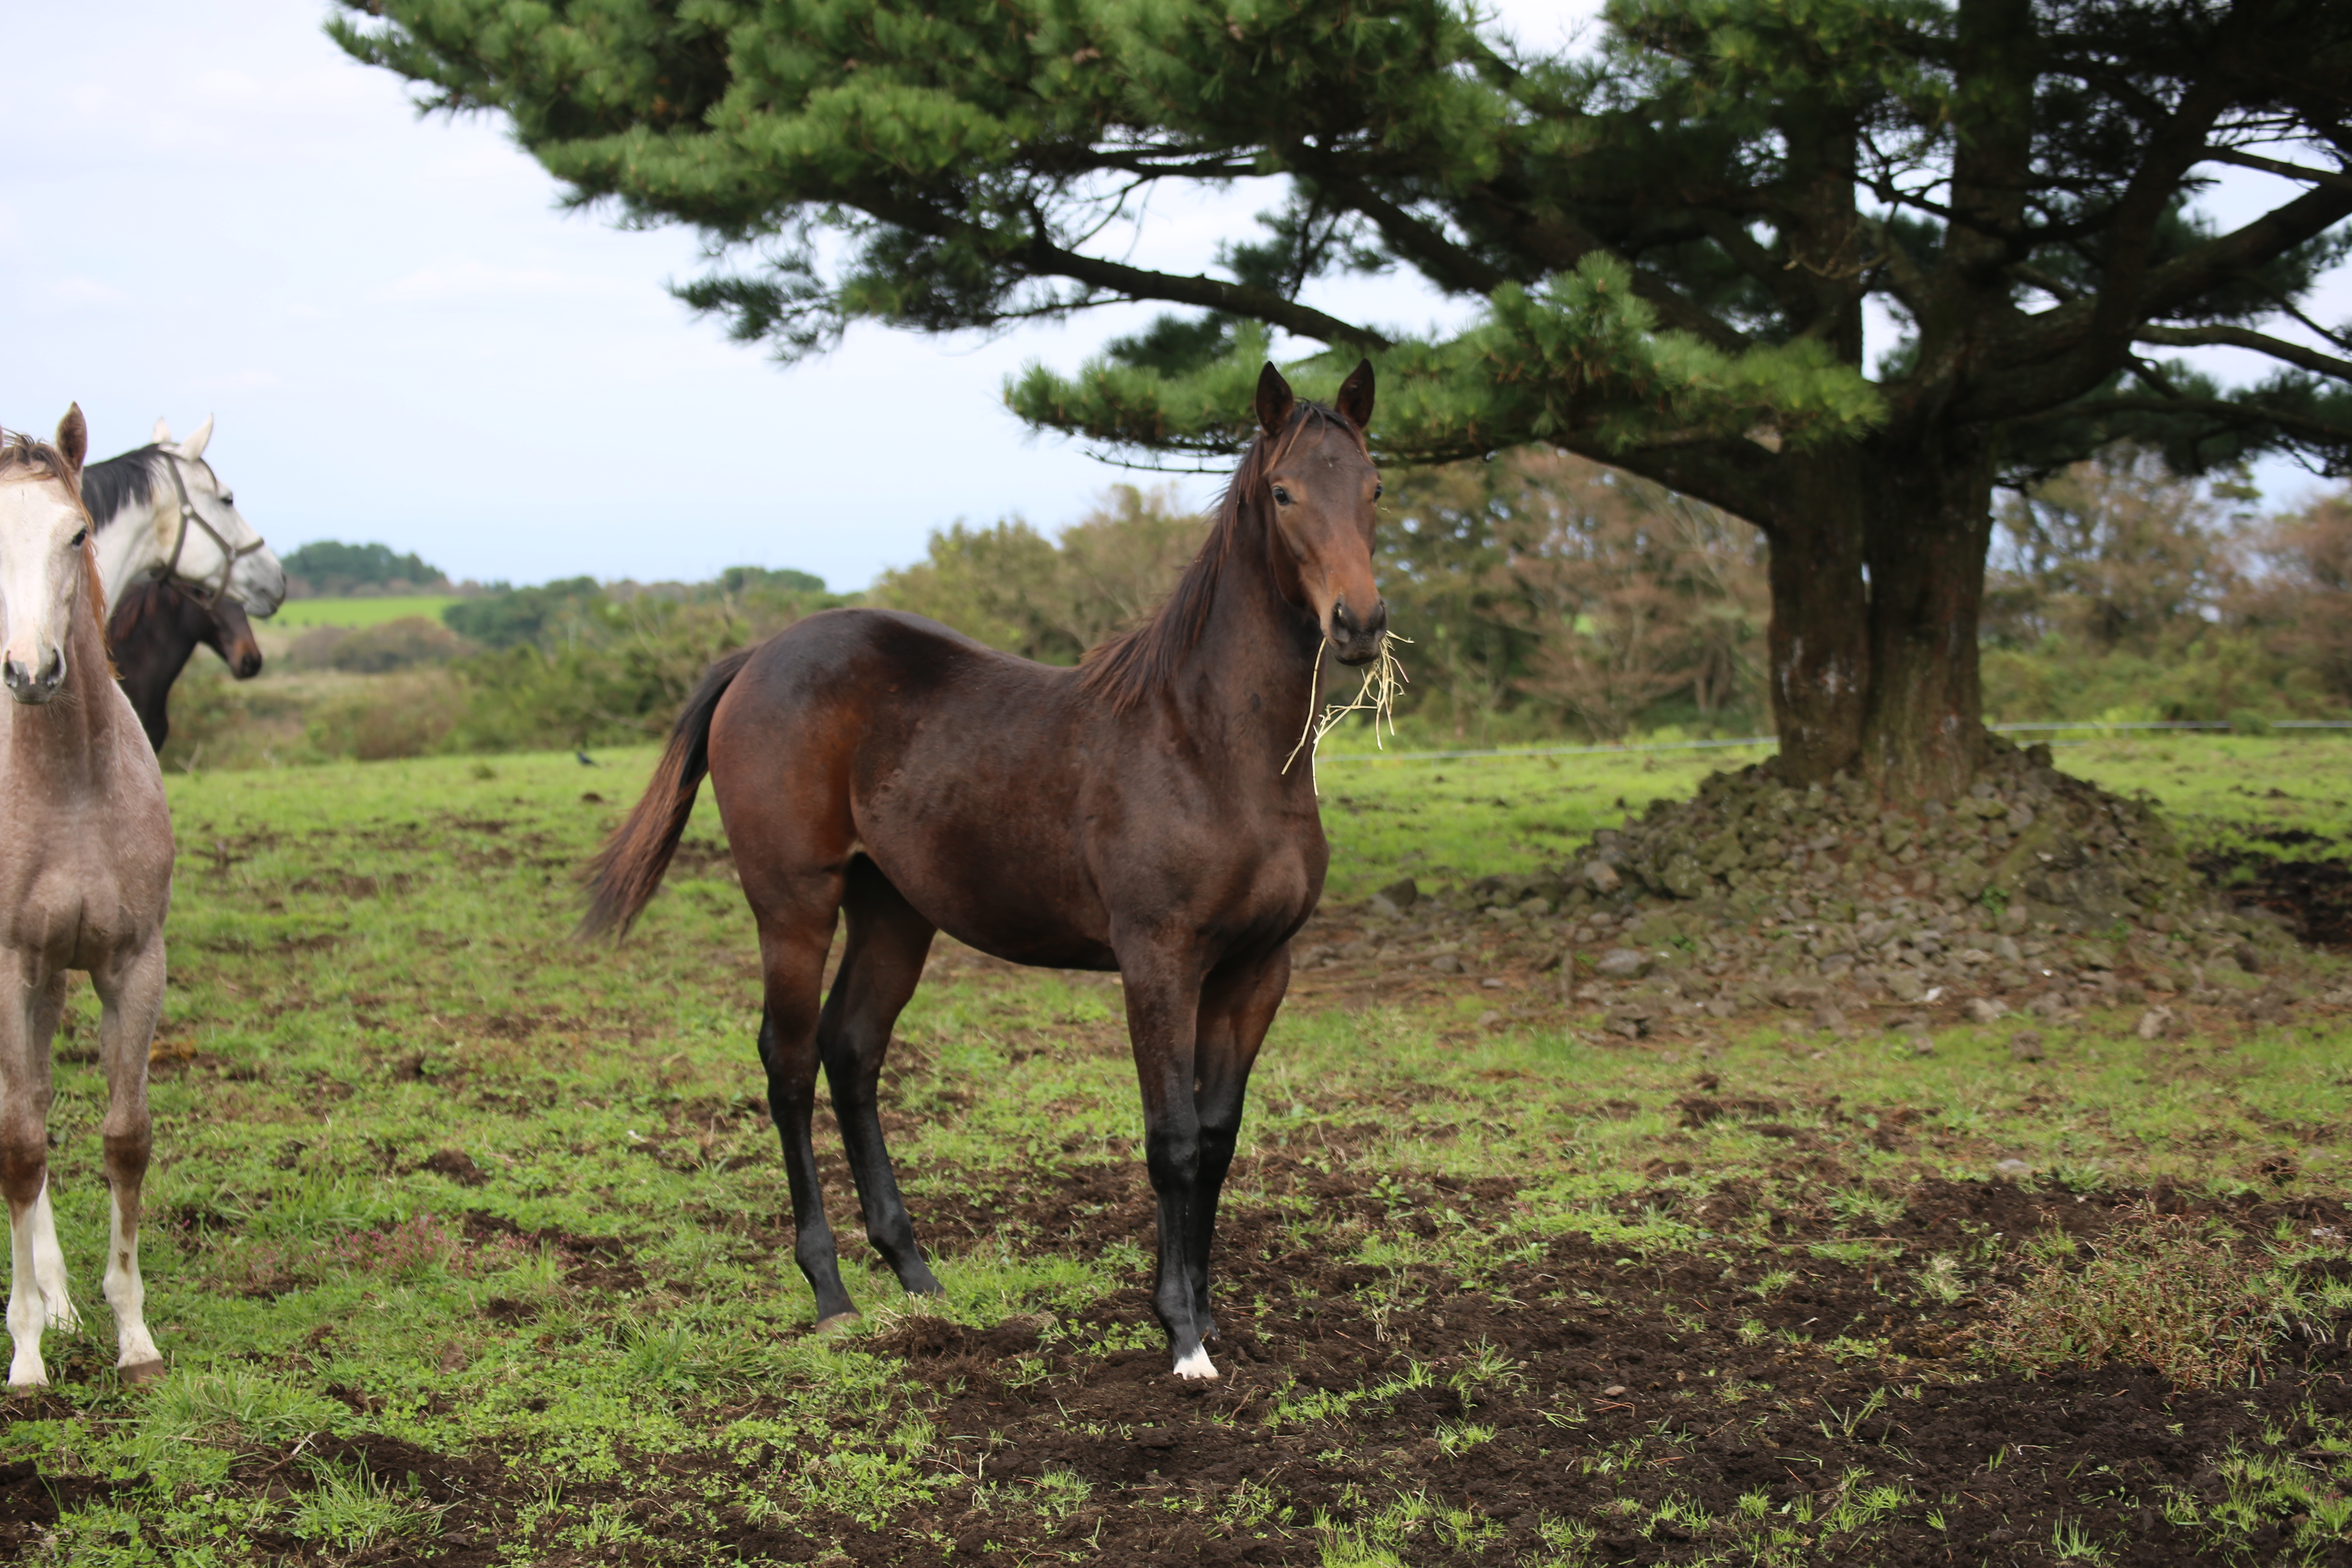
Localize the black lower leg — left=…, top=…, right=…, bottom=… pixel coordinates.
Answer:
left=828, top=1080, right=942, bottom=1296
left=760, top=1009, right=856, bottom=1324
left=1184, top=1125, right=1238, bottom=1339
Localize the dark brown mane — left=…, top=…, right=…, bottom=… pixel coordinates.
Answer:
left=1077, top=402, right=1364, bottom=713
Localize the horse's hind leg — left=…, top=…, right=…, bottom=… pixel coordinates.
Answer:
left=0, top=962, right=67, bottom=1385
left=754, top=897, right=863, bottom=1329
left=817, top=856, right=941, bottom=1298
left=91, top=937, right=165, bottom=1381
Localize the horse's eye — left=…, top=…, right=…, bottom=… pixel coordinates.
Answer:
left=221, top=493, right=234, bottom=505
left=1271, top=485, right=1293, bottom=506
left=1373, top=481, right=1384, bottom=499
left=68, top=529, right=86, bottom=548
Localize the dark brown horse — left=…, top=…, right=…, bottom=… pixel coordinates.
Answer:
left=586, top=362, right=1384, bottom=1378
left=107, top=579, right=264, bottom=751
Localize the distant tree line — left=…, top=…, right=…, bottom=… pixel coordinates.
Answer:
left=173, top=452, right=2352, bottom=766
left=279, top=540, right=450, bottom=599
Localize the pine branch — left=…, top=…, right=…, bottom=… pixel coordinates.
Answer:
left=2133, top=324, right=2352, bottom=383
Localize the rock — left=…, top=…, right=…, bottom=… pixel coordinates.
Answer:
left=2234, top=941, right=2265, bottom=975
left=1379, top=876, right=1420, bottom=910
left=1992, top=1158, right=2032, bottom=1180
left=2136, top=1005, right=2175, bottom=1040
left=1910, top=1036, right=1937, bottom=1057
left=1595, top=948, right=1652, bottom=980
left=2077, top=942, right=2115, bottom=970
left=1631, top=911, right=1685, bottom=947
left=1582, top=861, right=1622, bottom=895
left=1429, top=953, right=1464, bottom=975
left=1886, top=971, right=1927, bottom=1003
left=1993, top=935, right=2023, bottom=963
left=2010, top=1030, right=2046, bottom=1062
left=1964, top=998, right=2008, bottom=1023
left=1659, top=852, right=1709, bottom=900
left=1368, top=893, right=1402, bottom=920
left=1809, top=1004, right=1847, bottom=1033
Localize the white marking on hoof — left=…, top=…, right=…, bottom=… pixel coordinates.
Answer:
left=1172, top=1347, right=1219, bottom=1380
left=7, top=1355, right=46, bottom=1389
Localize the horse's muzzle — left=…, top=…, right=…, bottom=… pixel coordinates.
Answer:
left=3, top=650, right=64, bottom=705
left=1329, top=597, right=1390, bottom=666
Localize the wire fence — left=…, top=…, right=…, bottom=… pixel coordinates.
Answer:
left=1317, top=718, right=2352, bottom=766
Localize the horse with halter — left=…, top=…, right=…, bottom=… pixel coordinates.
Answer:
left=0, top=407, right=174, bottom=1387
left=80, top=415, right=285, bottom=619
left=586, top=362, right=1385, bottom=1380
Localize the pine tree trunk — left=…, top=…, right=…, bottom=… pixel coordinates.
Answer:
left=1858, top=438, right=1996, bottom=802
left=1762, top=455, right=1870, bottom=786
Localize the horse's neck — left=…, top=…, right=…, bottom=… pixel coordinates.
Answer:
left=1176, top=505, right=1326, bottom=773
left=0, top=602, right=130, bottom=784
left=92, top=493, right=166, bottom=601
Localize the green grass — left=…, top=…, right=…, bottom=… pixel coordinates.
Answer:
left=267, top=595, right=460, bottom=630
left=1, top=741, right=2348, bottom=1562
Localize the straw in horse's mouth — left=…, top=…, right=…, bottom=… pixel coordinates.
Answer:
left=1281, top=634, right=1410, bottom=792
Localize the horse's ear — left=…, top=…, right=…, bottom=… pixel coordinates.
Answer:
left=54, top=405, right=87, bottom=475
left=150, top=416, right=174, bottom=445
left=178, top=414, right=214, bottom=461
left=1334, top=359, right=1375, bottom=432
left=1254, top=362, right=1294, bottom=437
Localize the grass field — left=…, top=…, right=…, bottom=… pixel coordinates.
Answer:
left=267, top=596, right=461, bottom=630
left=4, top=742, right=2351, bottom=1564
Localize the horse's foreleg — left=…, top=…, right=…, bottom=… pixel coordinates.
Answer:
left=0, top=967, right=62, bottom=1385
left=759, top=918, right=859, bottom=1328
left=1187, top=951, right=1289, bottom=1348
left=93, top=939, right=164, bottom=1382
left=821, top=858, right=941, bottom=1298
left=24, top=974, right=74, bottom=1335
left=1119, top=955, right=1213, bottom=1378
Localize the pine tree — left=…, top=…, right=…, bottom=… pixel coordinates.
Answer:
left=334, top=0, right=2352, bottom=799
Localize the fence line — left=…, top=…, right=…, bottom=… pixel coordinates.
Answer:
left=1316, top=718, right=2352, bottom=766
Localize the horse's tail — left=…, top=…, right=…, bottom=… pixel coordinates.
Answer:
left=579, top=647, right=756, bottom=939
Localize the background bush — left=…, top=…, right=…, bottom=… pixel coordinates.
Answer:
left=169, top=447, right=2352, bottom=767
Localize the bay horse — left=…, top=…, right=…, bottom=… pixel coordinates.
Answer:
left=0, top=408, right=174, bottom=1387
left=109, top=579, right=266, bottom=752
left=82, top=415, right=286, bottom=617
left=586, top=363, right=1384, bottom=1379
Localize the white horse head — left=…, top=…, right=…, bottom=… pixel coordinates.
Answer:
left=0, top=408, right=100, bottom=705
left=85, top=415, right=285, bottom=617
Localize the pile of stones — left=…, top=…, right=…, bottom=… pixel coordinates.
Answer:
left=1334, top=737, right=2319, bottom=1039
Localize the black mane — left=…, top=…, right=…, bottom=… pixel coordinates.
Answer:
left=80, top=445, right=167, bottom=531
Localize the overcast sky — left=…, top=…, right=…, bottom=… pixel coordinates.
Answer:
left=4, top=2, right=2339, bottom=591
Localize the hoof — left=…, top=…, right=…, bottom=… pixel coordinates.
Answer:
left=1172, top=1346, right=1219, bottom=1381
left=813, top=1311, right=863, bottom=1336
left=119, top=1359, right=167, bottom=1388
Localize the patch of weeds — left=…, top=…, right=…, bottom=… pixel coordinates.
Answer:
left=1827, top=1187, right=1906, bottom=1230
left=1916, top=1253, right=1968, bottom=1305
left=1978, top=1202, right=2319, bottom=1388
left=291, top=1463, right=443, bottom=1550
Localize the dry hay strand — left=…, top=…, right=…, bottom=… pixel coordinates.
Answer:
left=1283, top=635, right=1410, bottom=792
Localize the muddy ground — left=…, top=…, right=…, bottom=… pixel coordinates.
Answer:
left=13, top=1167, right=2341, bottom=1566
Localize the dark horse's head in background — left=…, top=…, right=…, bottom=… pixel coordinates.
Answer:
left=108, top=579, right=264, bottom=751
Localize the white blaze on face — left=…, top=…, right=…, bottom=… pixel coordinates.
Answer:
left=0, top=478, right=89, bottom=699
